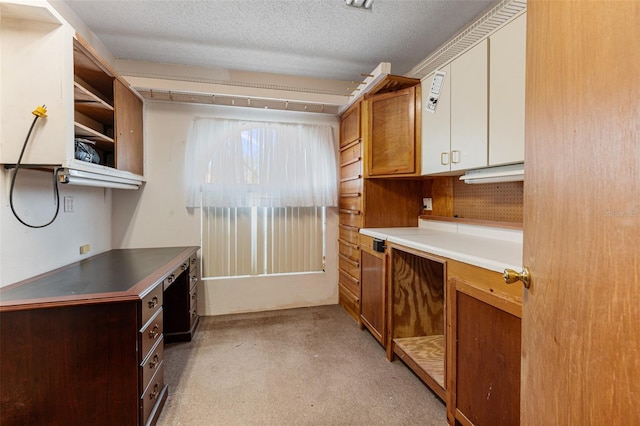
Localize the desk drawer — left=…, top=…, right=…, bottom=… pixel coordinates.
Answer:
left=141, top=284, right=163, bottom=327
left=141, top=309, right=163, bottom=358
left=141, top=363, right=164, bottom=426
left=140, top=337, right=164, bottom=394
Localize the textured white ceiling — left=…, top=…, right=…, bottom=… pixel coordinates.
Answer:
left=61, top=0, right=495, bottom=83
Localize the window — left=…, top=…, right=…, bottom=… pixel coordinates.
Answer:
left=185, top=118, right=337, bottom=279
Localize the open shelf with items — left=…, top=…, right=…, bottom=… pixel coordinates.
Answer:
left=0, top=1, right=144, bottom=185
left=387, top=245, right=446, bottom=400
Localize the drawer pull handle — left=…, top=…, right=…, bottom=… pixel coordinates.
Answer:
left=147, top=296, right=158, bottom=309
left=191, top=258, right=196, bottom=264
left=149, top=383, right=160, bottom=400
left=149, top=354, right=160, bottom=369
left=181, top=262, right=188, bottom=270
left=167, top=274, right=175, bottom=283
left=191, top=293, right=197, bottom=300
left=191, top=276, right=198, bottom=284
left=149, top=324, right=160, bottom=339
left=192, top=310, right=197, bottom=318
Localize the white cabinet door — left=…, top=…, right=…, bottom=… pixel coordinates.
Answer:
left=451, top=39, right=488, bottom=172
left=421, top=64, right=451, bottom=175
left=489, top=13, right=526, bottom=165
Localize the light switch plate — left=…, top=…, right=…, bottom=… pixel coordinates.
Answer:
left=423, top=198, right=433, bottom=211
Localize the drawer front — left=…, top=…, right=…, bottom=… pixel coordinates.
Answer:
left=141, top=284, right=163, bottom=327
left=141, top=337, right=164, bottom=394
left=141, top=363, right=164, bottom=426
left=163, top=264, right=186, bottom=291
left=189, top=285, right=198, bottom=311
left=189, top=267, right=199, bottom=291
left=340, top=159, right=363, bottom=181
left=339, top=211, right=363, bottom=229
left=340, top=178, right=362, bottom=195
left=339, top=256, right=360, bottom=280
left=340, top=142, right=361, bottom=165
left=339, top=268, right=360, bottom=296
left=190, top=306, right=199, bottom=328
left=339, top=283, right=360, bottom=322
left=339, top=225, right=360, bottom=245
left=141, top=309, right=164, bottom=358
left=339, top=195, right=362, bottom=212
left=339, top=240, right=360, bottom=264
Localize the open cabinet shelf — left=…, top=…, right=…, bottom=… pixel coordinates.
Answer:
left=388, top=245, right=446, bottom=401
left=393, top=335, right=445, bottom=389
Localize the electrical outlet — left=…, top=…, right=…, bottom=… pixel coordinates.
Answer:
left=64, top=196, right=74, bottom=213
left=423, top=197, right=433, bottom=211
left=80, top=244, right=91, bottom=255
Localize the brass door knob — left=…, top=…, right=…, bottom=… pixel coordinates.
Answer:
left=503, top=267, right=531, bottom=289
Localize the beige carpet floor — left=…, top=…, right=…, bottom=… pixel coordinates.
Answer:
left=157, top=304, right=447, bottom=426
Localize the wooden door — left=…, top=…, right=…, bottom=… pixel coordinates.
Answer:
left=522, top=2, right=640, bottom=424
left=367, top=87, right=417, bottom=176
left=360, top=246, right=386, bottom=345
left=114, top=80, right=144, bottom=175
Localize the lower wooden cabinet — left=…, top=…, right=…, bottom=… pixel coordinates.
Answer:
left=447, top=262, right=522, bottom=426
left=359, top=235, right=387, bottom=346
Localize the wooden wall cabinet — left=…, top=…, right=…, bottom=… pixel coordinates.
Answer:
left=0, top=4, right=143, bottom=178
left=359, top=234, right=387, bottom=346
left=365, top=85, right=420, bottom=176
left=337, top=100, right=424, bottom=323
left=447, top=261, right=522, bottom=426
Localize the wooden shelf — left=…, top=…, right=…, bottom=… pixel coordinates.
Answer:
left=394, top=335, right=445, bottom=398
left=74, top=81, right=114, bottom=124
left=74, top=122, right=114, bottom=147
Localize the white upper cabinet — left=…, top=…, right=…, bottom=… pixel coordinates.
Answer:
left=421, top=64, right=451, bottom=174
left=421, top=40, right=488, bottom=175
left=450, top=39, right=488, bottom=172
left=489, top=13, right=526, bottom=166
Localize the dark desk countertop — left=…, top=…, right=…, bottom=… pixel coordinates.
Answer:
left=0, top=247, right=198, bottom=307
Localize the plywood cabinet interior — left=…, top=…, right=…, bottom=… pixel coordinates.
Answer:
left=387, top=245, right=446, bottom=401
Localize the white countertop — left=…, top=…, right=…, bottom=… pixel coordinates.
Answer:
left=360, top=219, right=523, bottom=273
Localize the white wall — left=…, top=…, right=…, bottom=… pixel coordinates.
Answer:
left=0, top=168, right=112, bottom=287
left=112, top=101, right=339, bottom=315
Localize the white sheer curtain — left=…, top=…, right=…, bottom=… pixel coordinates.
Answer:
left=184, top=117, right=338, bottom=208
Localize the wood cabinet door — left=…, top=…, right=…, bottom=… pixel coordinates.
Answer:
left=367, top=87, right=416, bottom=176
left=114, top=80, right=144, bottom=175
left=522, top=1, right=640, bottom=424
left=340, top=101, right=361, bottom=148
left=455, top=292, right=521, bottom=425
left=360, top=247, right=386, bottom=345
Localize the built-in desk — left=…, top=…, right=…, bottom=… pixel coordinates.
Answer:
left=0, top=246, right=200, bottom=426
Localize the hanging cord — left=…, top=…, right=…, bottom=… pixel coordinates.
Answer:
left=9, top=105, right=61, bottom=228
